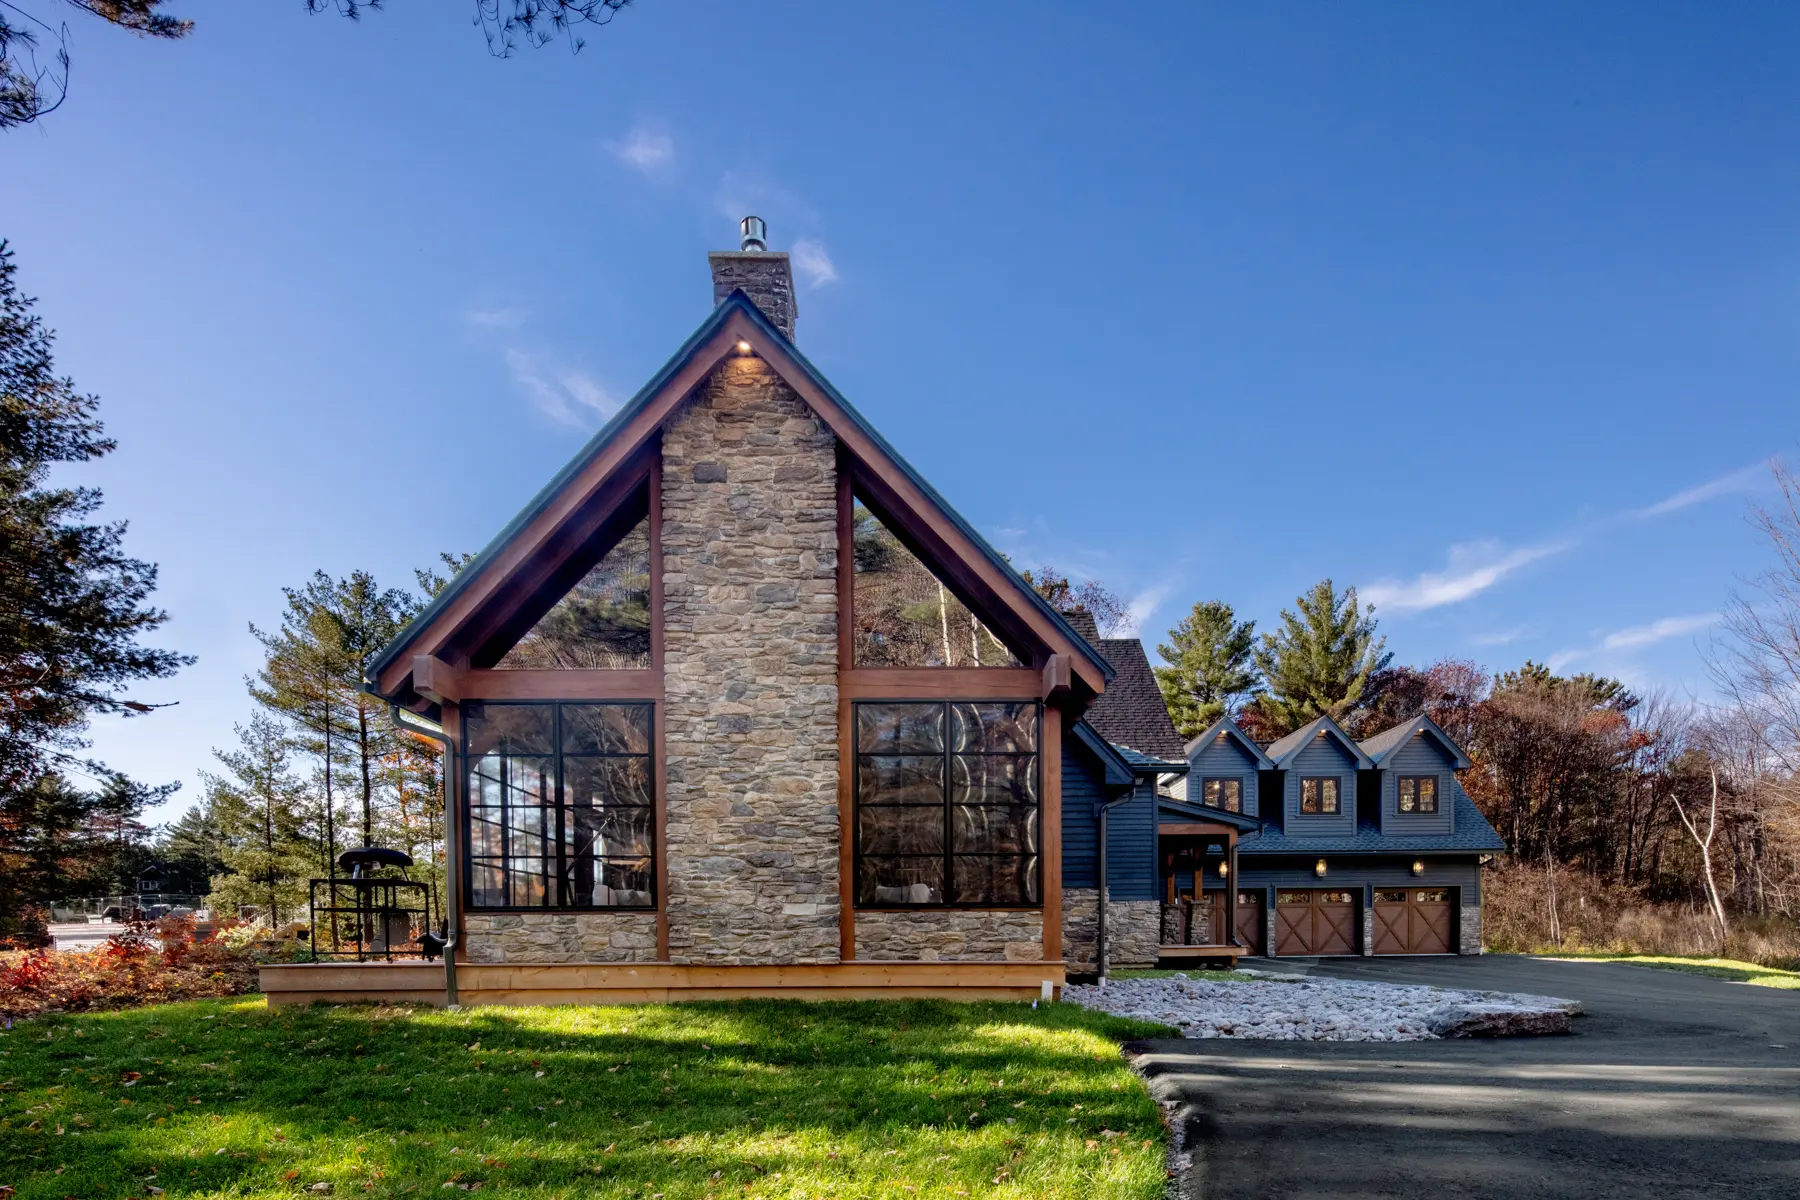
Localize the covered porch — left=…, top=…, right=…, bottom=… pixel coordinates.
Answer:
left=1158, top=818, right=1246, bottom=965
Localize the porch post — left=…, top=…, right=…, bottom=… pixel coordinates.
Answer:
left=1225, top=831, right=1238, bottom=947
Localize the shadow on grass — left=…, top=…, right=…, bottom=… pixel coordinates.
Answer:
left=0, top=997, right=1174, bottom=1199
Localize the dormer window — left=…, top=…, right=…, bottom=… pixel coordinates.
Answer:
left=1201, top=778, right=1242, bottom=813
left=1398, top=775, right=1439, bottom=814
left=1300, top=777, right=1340, bottom=814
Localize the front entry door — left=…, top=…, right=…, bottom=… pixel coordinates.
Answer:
left=1373, top=888, right=1456, bottom=954
left=1274, top=889, right=1358, bottom=956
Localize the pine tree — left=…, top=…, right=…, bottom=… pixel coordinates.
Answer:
left=202, top=714, right=313, bottom=926
left=0, top=240, right=189, bottom=796
left=1154, top=600, right=1260, bottom=738
left=1252, top=579, right=1391, bottom=736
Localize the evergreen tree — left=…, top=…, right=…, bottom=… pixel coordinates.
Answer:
left=156, top=802, right=229, bottom=895
left=1252, top=579, right=1391, bottom=736
left=1154, top=600, right=1260, bottom=738
left=202, top=714, right=312, bottom=926
left=0, top=240, right=189, bottom=796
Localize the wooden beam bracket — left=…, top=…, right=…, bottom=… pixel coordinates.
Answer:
left=413, top=655, right=464, bottom=705
left=1041, top=653, right=1071, bottom=700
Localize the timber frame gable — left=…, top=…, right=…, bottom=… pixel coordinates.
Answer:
left=368, top=290, right=1113, bottom=716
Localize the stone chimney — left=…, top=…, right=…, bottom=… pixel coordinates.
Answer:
left=709, top=215, right=797, bottom=340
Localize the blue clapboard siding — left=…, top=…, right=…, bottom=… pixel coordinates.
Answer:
left=1378, top=732, right=1459, bottom=837
left=1106, top=780, right=1160, bottom=901
left=1237, top=860, right=1481, bottom=898
left=1061, top=742, right=1106, bottom=889
left=1186, top=731, right=1262, bottom=818
left=1282, top=735, right=1359, bottom=837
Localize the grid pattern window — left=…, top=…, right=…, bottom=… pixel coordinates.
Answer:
left=464, top=702, right=654, bottom=910
left=1397, top=775, right=1439, bottom=813
left=1201, top=777, right=1242, bottom=813
left=854, top=701, right=1040, bottom=907
left=1300, top=777, right=1340, bottom=814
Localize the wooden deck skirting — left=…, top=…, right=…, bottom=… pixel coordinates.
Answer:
left=1156, top=945, right=1246, bottom=961
left=260, top=960, right=1067, bottom=1008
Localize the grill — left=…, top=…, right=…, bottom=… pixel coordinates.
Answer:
left=308, top=847, right=440, bottom=962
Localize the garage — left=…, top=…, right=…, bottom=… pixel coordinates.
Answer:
left=1234, top=890, right=1264, bottom=954
left=1274, top=889, right=1358, bottom=956
left=1372, top=887, right=1455, bottom=955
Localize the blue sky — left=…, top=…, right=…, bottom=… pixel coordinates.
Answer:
left=3, top=2, right=1794, bottom=823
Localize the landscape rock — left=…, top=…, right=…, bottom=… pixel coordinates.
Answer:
left=1064, top=975, right=1578, bottom=1041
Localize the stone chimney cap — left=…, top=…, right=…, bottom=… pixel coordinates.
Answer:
left=740, top=215, right=768, bottom=252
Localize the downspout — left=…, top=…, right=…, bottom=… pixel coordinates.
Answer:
left=388, top=701, right=461, bottom=1008
left=1095, top=789, right=1133, bottom=981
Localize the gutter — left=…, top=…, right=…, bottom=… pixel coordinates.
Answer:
left=388, top=700, right=461, bottom=1009
left=1095, top=788, right=1135, bottom=980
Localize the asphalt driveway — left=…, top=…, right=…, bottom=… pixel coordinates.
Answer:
left=1130, top=955, right=1800, bottom=1199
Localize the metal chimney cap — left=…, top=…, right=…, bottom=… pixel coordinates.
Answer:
left=739, top=215, right=768, bottom=252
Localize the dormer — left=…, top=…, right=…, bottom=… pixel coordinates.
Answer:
left=1265, top=714, right=1373, bottom=836
left=1357, top=714, right=1472, bottom=837
left=1183, top=716, right=1275, bottom=819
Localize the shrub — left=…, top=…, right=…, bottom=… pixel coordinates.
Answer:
left=1485, top=861, right=1800, bottom=969
left=0, top=915, right=263, bottom=1022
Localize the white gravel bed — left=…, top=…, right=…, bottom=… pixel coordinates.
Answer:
left=1063, top=974, right=1580, bottom=1040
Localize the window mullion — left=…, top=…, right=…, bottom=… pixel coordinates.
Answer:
left=942, top=703, right=954, bottom=907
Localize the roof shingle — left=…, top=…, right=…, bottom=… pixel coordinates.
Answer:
left=1076, top=630, right=1187, bottom=762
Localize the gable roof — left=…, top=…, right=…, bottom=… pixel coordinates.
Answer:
left=1076, top=634, right=1187, bottom=761
left=368, top=290, right=1114, bottom=703
left=1264, top=714, right=1375, bottom=770
left=1157, top=796, right=1262, bottom=832
left=1183, top=715, right=1276, bottom=770
left=1356, top=713, right=1474, bottom=770
left=1068, top=719, right=1136, bottom=789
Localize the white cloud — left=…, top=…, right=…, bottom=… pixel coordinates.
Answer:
left=504, top=349, right=618, bottom=427
left=1120, top=583, right=1174, bottom=638
left=607, top=125, right=674, bottom=173
left=464, top=306, right=530, bottom=330
left=791, top=238, right=839, bottom=288
left=1360, top=540, right=1567, bottom=613
left=1632, top=462, right=1768, bottom=519
left=1469, top=626, right=1526, bottom=646
left=1599, top=612, right=1720, bottom=650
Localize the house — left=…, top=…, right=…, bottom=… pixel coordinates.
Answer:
left=262, top=221, right=1130, bottom=1007
left=1173, top=711, right=1505, bottom=958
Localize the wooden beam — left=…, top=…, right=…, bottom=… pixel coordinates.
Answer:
left=1041, top=654, right=1071, bottom=700
left=1041, top=705, right=1062, bottom=963
left=412, top=655, right=463, bottom=705
left=1160, top=821, right=1242, bottom=839
left=840, top=668, right=1043, bottom=700
left=456, top=670, right=663, bottom=701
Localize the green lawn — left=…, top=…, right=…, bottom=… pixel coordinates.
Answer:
left=1539, top=953, right=1800, bottom=990
left=0, top=998, right=1173, bottom=1199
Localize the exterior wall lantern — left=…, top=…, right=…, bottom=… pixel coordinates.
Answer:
left=1411, top=860, right=1425, bottom=877
left=1313, top=858, right=1327, bottom=878
left=1217, top=862, right=1230, bottom=878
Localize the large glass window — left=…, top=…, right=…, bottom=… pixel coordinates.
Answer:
left=1300, top=777, right=1340, bottom=814
left=464, top=701, right=653, bottom=910
left=854, top=701, right=1040, bottom=907
left=1201, top=778, right=1242, bottom=813
left=496, top=517, right=651, bottom=669
left=851, top=499, right=1021, bottom=667
left=1397, top=775, right=1438, bottom=814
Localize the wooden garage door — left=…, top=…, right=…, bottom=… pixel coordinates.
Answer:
left=1274, top=889, right=1358, bottom=956
left=1373, top=888, right=1455, bottom=955
left=1235, top=890, right=1264, bottom=954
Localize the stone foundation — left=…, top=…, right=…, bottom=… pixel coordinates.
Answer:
left=1109, top=900, right=1162, bottom=968
left=661, top=356, right=841, bottom=965
left=462, top=913, right=660, bottom=964
left=1062, top=889, right=1099, bottom=973
left=854, top=910, right=1043, bottom=961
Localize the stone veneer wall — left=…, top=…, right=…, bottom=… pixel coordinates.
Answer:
left=854, top=910, right=1043, bottom=962
left=660, top=355, right=841, bottom=965
left=462, top=913, right=659, bottom=964
left=1459, top=899, right=1483, bottom=955
left=1060, top=891, right=1161, bottom=971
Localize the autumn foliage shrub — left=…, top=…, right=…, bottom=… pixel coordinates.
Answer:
left=1484, top=861, right=1800, bottom=969
left=0, top=916, right=262, bottom=1021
